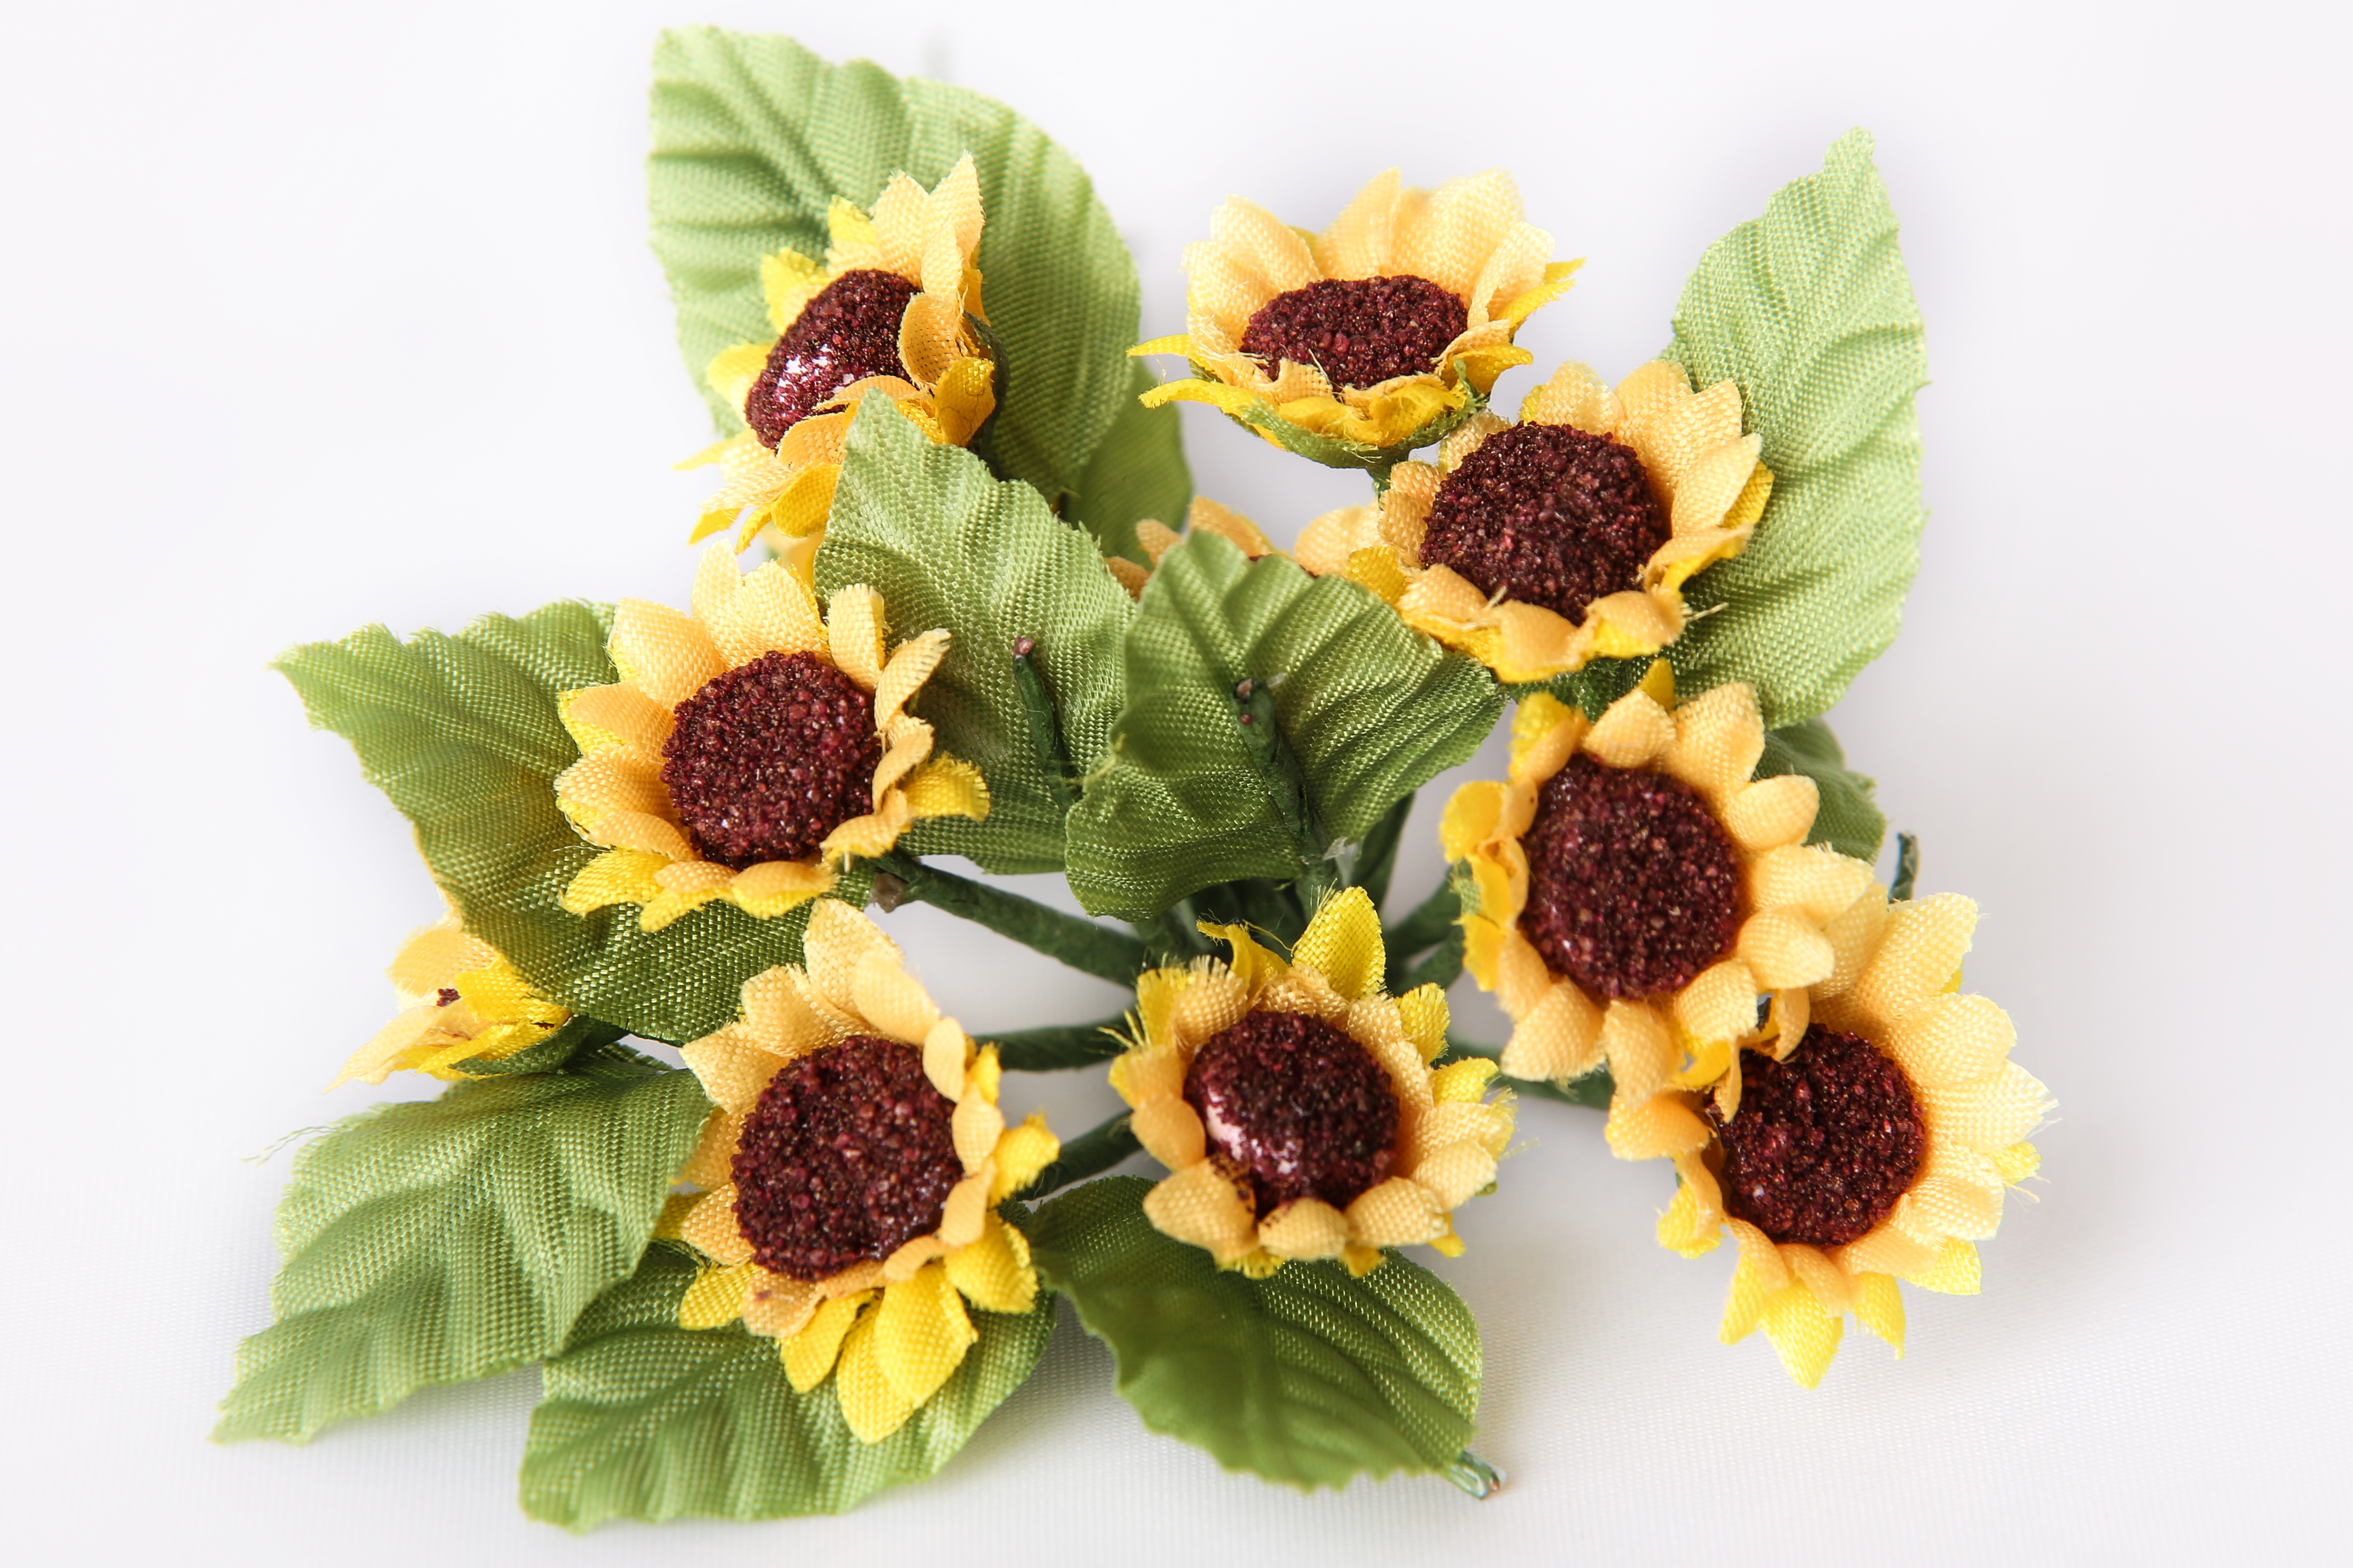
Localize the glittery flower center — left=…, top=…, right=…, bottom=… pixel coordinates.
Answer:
left=660, top=650, right=880, bottom=870
left=730, top=1034, right=964, bottom=1281
left=1238, top=276, right=1468, bottom=393
left=1708, top=1027, right=1928, bottom=1248
left=1183, top=1010, right=1399, bottom=1218
left=1417, top=423, right=1671, bottom=623
left=744, top=269, right=920, bottom=448
left=1520, top=754, right=1743, bottom=999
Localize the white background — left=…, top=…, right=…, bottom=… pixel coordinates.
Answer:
left=3, top=1, right=2346, bottom=1561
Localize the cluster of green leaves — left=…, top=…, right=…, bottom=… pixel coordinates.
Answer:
left=236, top=24, right=1941, bottom=1527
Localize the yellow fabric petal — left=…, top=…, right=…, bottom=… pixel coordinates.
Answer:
left=1428, top=1057, right=1498, bottom=1104
left=832, top=1310, right=918, bottom=1441
left=943, top=1215, right=1038, bottom=1313
left=1344, top=1176, right=1446, bottom=1248
left=899, top=756, right=991, bottom=822
left=1906, top=1236, right=1983, bottom=1295
left=1142, top=1161, right=1258, bottom=1251
left=990, top=1112, right=1059, bottom=1201
left=1259, top=1198, right=1350, bottom=1261
left=1854, top=1272, right=1906, bottom=1355
left=1290, top=885, right=1385, bottom=1001
left=727, top=858, right=834, bottom=919
left=781, top=1291, right=870, bottom=1391
left=871, top=1264, right=978, bottom=1410
left=679, top=1260, right=756, bottom=1330
left=1761, top=1285, right=1845, bottom=1387
left=680, top=1024, right=788, bottom=1117
left=560, top=849, right=667, bottom=915
left=678, top=1186, right=752, bottom=1266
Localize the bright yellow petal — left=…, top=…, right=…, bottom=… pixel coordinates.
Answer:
left=1290, top=885, right=1385, bottom=1001
left=781, top=1290, right=870, bottom=1392
left=871, top=1264, right=978, bottom=1409
left=832, top=1310, right=918, bottom=1441
left=679, top=1260, right=756, bottom=1330
left=943, top=1215, right=1038, bottom=1314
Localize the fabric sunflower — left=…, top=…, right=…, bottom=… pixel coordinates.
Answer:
left=664, top=901, right=1059, bottom=1441
left=1296, top=360, right=1772, bottom=682
left=1132, top=169, right=1579, bottom=469
left=552, top=543, right=989, bottom=932
left=1108, top=886, right=1515, bottom=1279
left=332, top=909, right=568, bottom=1087
left=1104, top=495, right=1278, bottom=598
left=684, top=155, right=995, bottom=551
left=1640, top=891, right=2051, bottom=1386
left=1442, top=671, right=1879, bottom=1152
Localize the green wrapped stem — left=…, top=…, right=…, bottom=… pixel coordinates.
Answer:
left=1352, top=791, right=1413, bottom=915
left=1444, top=1448, right=1505, bottom=1499
left=1890, top=830, right=1920, bottom=902
left=873, top=852, right=1147, bottom=987
left=1398, top=923, right=1465, bottom=994
left=1383, top=876, right=1461, bottom=990
left=986, top=1016, right=1128, bottom=1071
left=1010, top=637, right=1080, bottom=813
left=1014, top=1112, right=1141, bottom=1200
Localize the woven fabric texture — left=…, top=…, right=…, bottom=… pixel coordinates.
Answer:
left=521, top=1243, right=1055, bottom=1527
left=818, top=398, right=1135, bottom=872
left=1664, top=130, right=1930, bottom=728
left=1755, top=714, right=1887, bottom=863
left=277, top=603, right=866, bottom=1044
left=650, top=27, right=1140, bottom=507
left=1068, top=360, right=1193, bottom=565
left=1065, top=533, right=1501, bottom=920
left=1019, top=1177, right=1480, bottom=1488
left=217, top=1047, right=710, bottom=1444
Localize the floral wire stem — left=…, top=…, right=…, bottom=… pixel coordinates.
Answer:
left=1441, top=1035, right=1613, bottom=1109
left=985, top=1016, right=1130, bottom=1071
left=868, top=849, right=1148, bottom=986
left=1012, top=1110, right=1141, bottom=1201
left=1382, top=875, right=1462, bottom=991
left=1010, top=636, right=1080, bottom=812
left=1890, top=830, right=1920, bottom=901
left=1352, top=791, right=1414, bottom=914
left=1444, top=1449, right=1506, bottom=1499
left=1232, top=676, right=1342, bottom=911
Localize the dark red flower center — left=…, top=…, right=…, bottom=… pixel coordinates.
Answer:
left=1417, top=423, right=1671, bottom=623
left=659, top=650, right=880, bottom=870
left=730, top=1034, right=964, bottom=1281
left=743, top=269, right=920, bottom=448
left=1238, top=276, right=1467, bottom=394
left=1520, top=754, right=1743, bottom=999
left=1707, top=1026, right=1928, bottom=1248
left=1183, top=1010, right=1399, bottom=1218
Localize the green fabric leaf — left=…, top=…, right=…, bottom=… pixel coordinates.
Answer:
left=649, top=28, right=1141, bottom=504
left=1065, top=534, right=1502, bottom=920
left=820, top=397, right=1134, bottom=872
left=1758, top=716, right=1886, bottom=863
left=1664, top=129, right=1930, bottom=727
left=1020, top=1177, right=1480, bottom=1489
left=277, top=603, right=864, bottom=1044
left=1065, top=360, right=1193, bottom=566
left=520, top=1243, right=1054, bottom=1528
left=216, top=1050, right=710, bottom=1444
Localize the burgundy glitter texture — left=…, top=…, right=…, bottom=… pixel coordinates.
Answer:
left=730, top=1034, right=965, bottom=1281
left=1707, top=1026, right=1928, bottom=1248
left=1520, top=754, right=1743, bottom=999
left=1183, top=1011, right=1400, bottom=1218
left=1238, top=276, right=1468, bottom=393
left=659, top=650, right=881, bottom=870
left=1417, top=423, right=1671, bottom=623
left=743, top=269, right=921, bottom=448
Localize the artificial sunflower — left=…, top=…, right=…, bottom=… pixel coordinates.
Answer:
left=664, top=901, right=1058, bottom=1441
left=1103, top=495, right=1278, bottom=598
left=1133, top=169, right=1579, bottom=469
left=1443, top=671, right=1879, bottom=1151
left=1644, top=891, right=2051, bottom=1385
left=1109, top=886, right=1515, bottom=1278
left=332, top=909, right=568, bottom=1087
left=684, top=155, right=996, bottom=551
left=553, top=543, right=989, bottom=932
left=1296, top=359, right=1772, bottom=682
